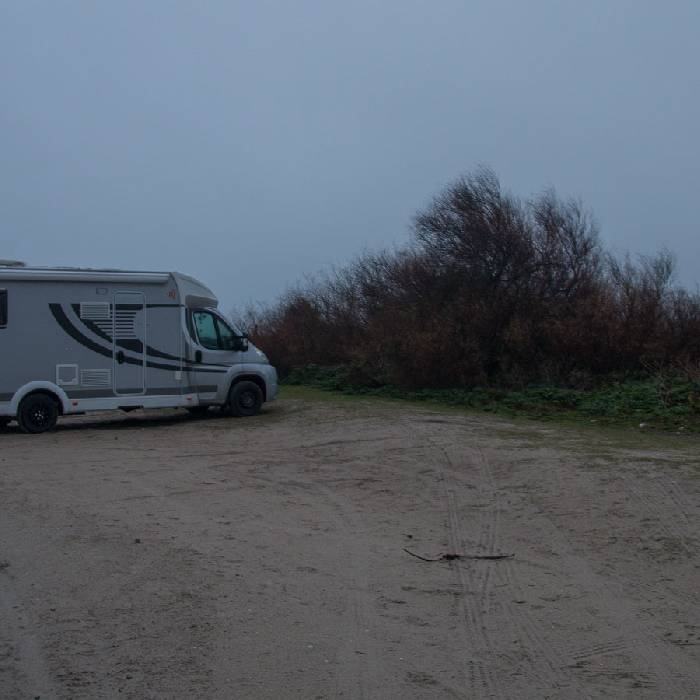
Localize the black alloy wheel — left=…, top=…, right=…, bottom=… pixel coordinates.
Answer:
left=18, top=393, right=59, bottom=434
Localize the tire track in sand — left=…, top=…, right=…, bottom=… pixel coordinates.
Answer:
left=0, top=567, right=56, bottom=699
left=407, top=422, right=503, bottom=699
left=293, top=411, right=385, bottom=700
left=415, top=423, right=590, bottom=699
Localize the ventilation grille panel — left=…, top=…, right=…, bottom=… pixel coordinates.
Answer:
left=91, top=320, right=113, bottom=336
left=81, top=369, right=112, bottom=388
left=80, top=302, right=111, bottom=320
left=114, top=309, right=138, bottom=340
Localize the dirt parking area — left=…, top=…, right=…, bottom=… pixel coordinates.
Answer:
left=1, top=391, right=699, bottom=699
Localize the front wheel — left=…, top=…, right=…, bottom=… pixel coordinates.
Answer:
left=227, top=381, right=263, bottom=417
left=18, top=393, right=59, bottom=434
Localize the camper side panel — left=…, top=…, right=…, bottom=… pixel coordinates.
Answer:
left=0, top=278, right=189, bottom=416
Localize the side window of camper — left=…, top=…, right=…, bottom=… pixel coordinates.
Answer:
left=192, top=311, right=219, bottom=350
left=0, top=289, right=7, bottom=328
left=216, top=318, right=236, bottom=350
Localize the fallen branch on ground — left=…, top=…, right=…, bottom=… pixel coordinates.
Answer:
left=403, top=548, right=514, bottom=562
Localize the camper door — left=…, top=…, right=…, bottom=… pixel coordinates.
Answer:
left=190, top=309, right=237, bottom=400
left=113, top=292, right=146, bottom=395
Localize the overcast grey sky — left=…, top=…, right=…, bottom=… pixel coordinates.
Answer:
left=2, top=1, right=698, bottom=309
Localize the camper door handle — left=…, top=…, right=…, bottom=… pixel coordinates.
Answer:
left=116, top=350, right=125, bottom=364
left=195, top=350, right=202, bottom=363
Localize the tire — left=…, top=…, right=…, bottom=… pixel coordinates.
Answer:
left=227, top=381, right=263, bottom=417
left=18, top=393, right=59, bottom=434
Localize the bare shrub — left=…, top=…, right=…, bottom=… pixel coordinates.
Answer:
left=245, top=168, right=700, bottom=389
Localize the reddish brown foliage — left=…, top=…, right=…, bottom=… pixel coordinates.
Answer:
left=236, top=168, right=700, bottom=389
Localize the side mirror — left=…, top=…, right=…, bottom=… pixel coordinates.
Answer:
left=233, top=335, right=249, bottom=352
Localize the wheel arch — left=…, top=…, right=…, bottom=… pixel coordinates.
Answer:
left=11, top=382, right=70, bottom=416
left=229, top=373, right=267, bottom=402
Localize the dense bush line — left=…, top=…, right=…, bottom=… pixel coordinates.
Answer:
left=237, top=167, right=700, bottom=392
left=285, top=365, right=700, bottom=432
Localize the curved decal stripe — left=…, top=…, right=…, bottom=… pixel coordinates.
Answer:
left=50, top=304, right=113, bottom=359
left=70, top=303, right=231, bottom=368
left=71, top=304, right=114, bottom=344
left=71, top=303, right=170, bottom=359
left=49, top=305, right=227, bottom=374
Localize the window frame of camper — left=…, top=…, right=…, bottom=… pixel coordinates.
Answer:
left=192, top=309, right=221, bottom=350
left=0, top=289, right=7, bottom=328
left=190, top=309, right=239, bottom=351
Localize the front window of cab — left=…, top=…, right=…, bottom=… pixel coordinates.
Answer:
left=191, top=309, right=240, bottom=351
left=215, top=318, right=237, bottom=350
left=193, top=310, right=219, bottom=349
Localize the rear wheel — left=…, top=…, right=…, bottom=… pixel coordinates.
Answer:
left=18, top=393, right=59, bottom=434
left=227, top=381, right=263, bottom=417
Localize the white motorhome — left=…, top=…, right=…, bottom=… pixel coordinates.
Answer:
left=0, top=267, right=277, bottom=433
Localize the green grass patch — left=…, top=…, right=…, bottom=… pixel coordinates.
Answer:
left=284, top=364, right=700, bottom=434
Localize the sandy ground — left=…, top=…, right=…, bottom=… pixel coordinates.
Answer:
left=1, top=392, right=699, bottom=700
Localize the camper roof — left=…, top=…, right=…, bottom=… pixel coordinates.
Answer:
left=0, top=266, right=171, bottom=283
left=0, top=267, right=218, bottom=308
